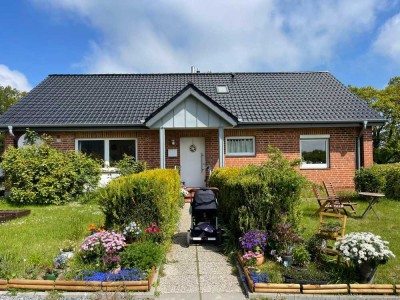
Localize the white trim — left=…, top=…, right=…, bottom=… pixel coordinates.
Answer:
left=300, top=138, right=329, bottom=169
left=300, top=134, right=330, bottom=139
left=146, top=87, right=237, bottom=127
left=75, top=138, right=137, bottom=166
left=219, top=127, right=224, bottom=167
left=225, top=136, right=255, bottom=156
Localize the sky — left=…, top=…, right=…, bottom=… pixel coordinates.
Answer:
left=0, top=0, right=399, bottom=92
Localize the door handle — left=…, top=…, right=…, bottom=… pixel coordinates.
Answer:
left=201, top=153, right=204, bottom=172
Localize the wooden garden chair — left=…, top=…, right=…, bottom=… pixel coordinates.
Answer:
left=312, top=185, right=345, bottom=216
left=323, top=181, right=357, bottom=215
left=317, top=212, right=347, bottom=262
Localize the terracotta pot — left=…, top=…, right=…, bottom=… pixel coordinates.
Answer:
left=255, top=252, right=265, bottom=266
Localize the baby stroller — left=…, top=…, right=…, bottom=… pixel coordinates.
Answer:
left=187, top=188, right=222, bottom=246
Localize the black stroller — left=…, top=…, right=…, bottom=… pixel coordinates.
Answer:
left=187, top=188, right=222, bottom=246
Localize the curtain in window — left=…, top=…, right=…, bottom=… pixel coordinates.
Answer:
left=227, top=138, right=254, bottom=154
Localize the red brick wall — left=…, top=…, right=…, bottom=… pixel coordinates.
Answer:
left=3, top=126, right=374, bottom=190
left=363, top=127, right=373, bottom=168
left=224, top=128, right=359, bottom=190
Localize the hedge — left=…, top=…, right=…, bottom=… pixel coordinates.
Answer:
left=355, top=163, right=400, bottom=199
left=209, top=148, right=307, bottom=238
left=97, top=169, right=181, bottom=241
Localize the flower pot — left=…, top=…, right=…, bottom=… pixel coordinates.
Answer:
left=330, top=232, right=338, bottom=238
left=357, top=262, right=377, bottom=283
left=282, top=255, right=293, bottom=267
left=44, top=273, right=58, bottom=280
left=255, top=253, right=265, bottom=266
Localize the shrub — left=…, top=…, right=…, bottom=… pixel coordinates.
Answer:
left=209, top=147, right=307, bottom=239
left=354, top=164, right=390, bottom=193
left=114, top=154, right=147, bottom=176
left=385, top=164, right=400, bottom=200
left=97, top=169, right=181, bottom=241
left=1, top=142, right=101, bottom=205
left=354, top=163, right=400, bottom=199
left=120, top=241, right=164, bottom=272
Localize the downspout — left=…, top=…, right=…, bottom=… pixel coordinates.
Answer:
left=357, top=121, right=368, bottom=169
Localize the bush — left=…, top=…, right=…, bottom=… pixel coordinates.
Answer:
left=120, top=241, right=164, bottom=272
left=97, top=169, right=181, bottom=241
left=114, top=154, right=147, bottom=176
left=354, top=164, right=390, bottom=193
left=292, top=245, right=311, bottom=267
left=0, top=143, right=101, bottom=205
left=209, top=147, right=307, bottom=239
left=385, top=164, right=400, bottom=200
left=354, top=163, right=400, bottom=199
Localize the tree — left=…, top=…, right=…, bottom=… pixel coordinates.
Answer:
left=0, top=85, right=27, bottom=153
left=349, top=77, right=400, bottom=163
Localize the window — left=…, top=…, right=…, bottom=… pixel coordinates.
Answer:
left=76, top=138, right=137, bottom=166
left=216, top=85, right=229, bottom=93
left=300, top=135, right=329, bottom=169
left=226, top=136, right=255, bottom=156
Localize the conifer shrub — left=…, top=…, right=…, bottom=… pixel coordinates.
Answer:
left=209, top=147, right=307, bottom=239
left=97, top=169, right=181, bottom=241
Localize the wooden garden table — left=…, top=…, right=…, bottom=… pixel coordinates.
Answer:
left=359, top=192, right=385, bottom=220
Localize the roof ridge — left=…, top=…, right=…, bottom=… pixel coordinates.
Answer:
left=48, top=71, right=330, bottom=76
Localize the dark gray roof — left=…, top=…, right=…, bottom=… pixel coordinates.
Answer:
left=0, top=72, right=385, bottom=129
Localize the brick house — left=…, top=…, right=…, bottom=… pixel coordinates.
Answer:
left=0, top=72, right=385, bottom=189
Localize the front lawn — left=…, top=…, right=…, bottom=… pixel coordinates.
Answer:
left=0, top=199, right=104, bottom=279
left=300, top=197, right=400, bottom=284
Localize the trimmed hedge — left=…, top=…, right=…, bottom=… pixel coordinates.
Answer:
left=209, top=148, right=307, bottom=238
left=1, top=144, right=101, bottom=205
left=355, top=163, right=400, bottom=199
left=97, top=169, right=181, bottom=241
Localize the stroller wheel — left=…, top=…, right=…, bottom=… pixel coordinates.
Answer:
left=186, top=231, right=191, bottom=247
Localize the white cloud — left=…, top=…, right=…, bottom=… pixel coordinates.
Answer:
left=0, top=64, right=32, bottom=91
left=373, top=13, right=400, bottom=64
left=33, top=0, right=386, bottom=73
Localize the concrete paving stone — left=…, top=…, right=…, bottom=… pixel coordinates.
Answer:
left=166, top=248, right=197, bottom=262
left=157, top=293, right=200, bottom=300
left=157, top=274, right=199, bottom=294
left=198, top=261, right=234, bottom=275
left=201, top=292, right=246, bottom=300
left=162, top=261, right=198, bottom=275
left=199, top=274, right=242, bottom=293
left=168, top=243, right=196, bottom=254
left=197, top=250, right=228, bottom=262
left=196, top=244, right=221, bottom=252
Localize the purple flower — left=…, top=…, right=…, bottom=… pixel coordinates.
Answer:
left=239, top=230, right=268, bottom=252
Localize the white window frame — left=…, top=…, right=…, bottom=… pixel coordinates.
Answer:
left=225, top=136, right=255, bottom=156
left=75, top=138, right=138, bottom=167
left=300, top=135, right=330, bottom=169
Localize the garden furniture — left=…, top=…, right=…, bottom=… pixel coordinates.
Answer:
left=312, top=186, right=345, bottom=216
left=323, top=181, right=357, bottom=215
left=359, top=192, right=385, bottom=220
left=317, top=212, right=347, bottom=262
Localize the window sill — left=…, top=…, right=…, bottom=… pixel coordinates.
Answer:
left=300, top=166, right=330, bottom=170
left=226, top=154, right=256, bottom=157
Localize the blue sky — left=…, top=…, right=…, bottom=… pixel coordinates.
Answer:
left=0, top=0, right=400, bottom=91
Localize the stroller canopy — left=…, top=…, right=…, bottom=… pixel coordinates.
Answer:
left=193, top=189, right=217, bottom=211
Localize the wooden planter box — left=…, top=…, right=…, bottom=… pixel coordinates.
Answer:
left=349, top=284, right=394, bottom=295
left=3, top=267, right=156, bottom=292
left=237, top=253, right=300, bottom=293
left=396, top=284, right=400, bottom=294
left=0, top=210, right=30, bottom=223
left=302, top=284, right=348, bottom=294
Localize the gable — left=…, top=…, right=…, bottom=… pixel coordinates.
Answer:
left=146, top=87, right=237, bottom=128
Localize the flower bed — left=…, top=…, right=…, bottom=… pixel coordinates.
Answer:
left=0, top=267, right=155, bottom=292
left=237, top=253, right=397, bottom=295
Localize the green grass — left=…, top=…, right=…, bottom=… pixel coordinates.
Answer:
left=0, top=199, right=104, bottom=279
left=300, top=197, right=400, bottom=284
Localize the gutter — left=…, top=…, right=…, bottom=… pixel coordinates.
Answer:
left=357, top=121, right=368, bottom=170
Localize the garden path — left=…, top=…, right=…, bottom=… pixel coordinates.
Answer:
left=157, top=203, right=245, bottom=300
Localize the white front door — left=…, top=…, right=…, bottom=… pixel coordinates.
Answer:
left=180, top=137, right=205, bottom=187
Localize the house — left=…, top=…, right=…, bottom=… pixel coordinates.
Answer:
left=0, top=72, right=385, bottom=189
